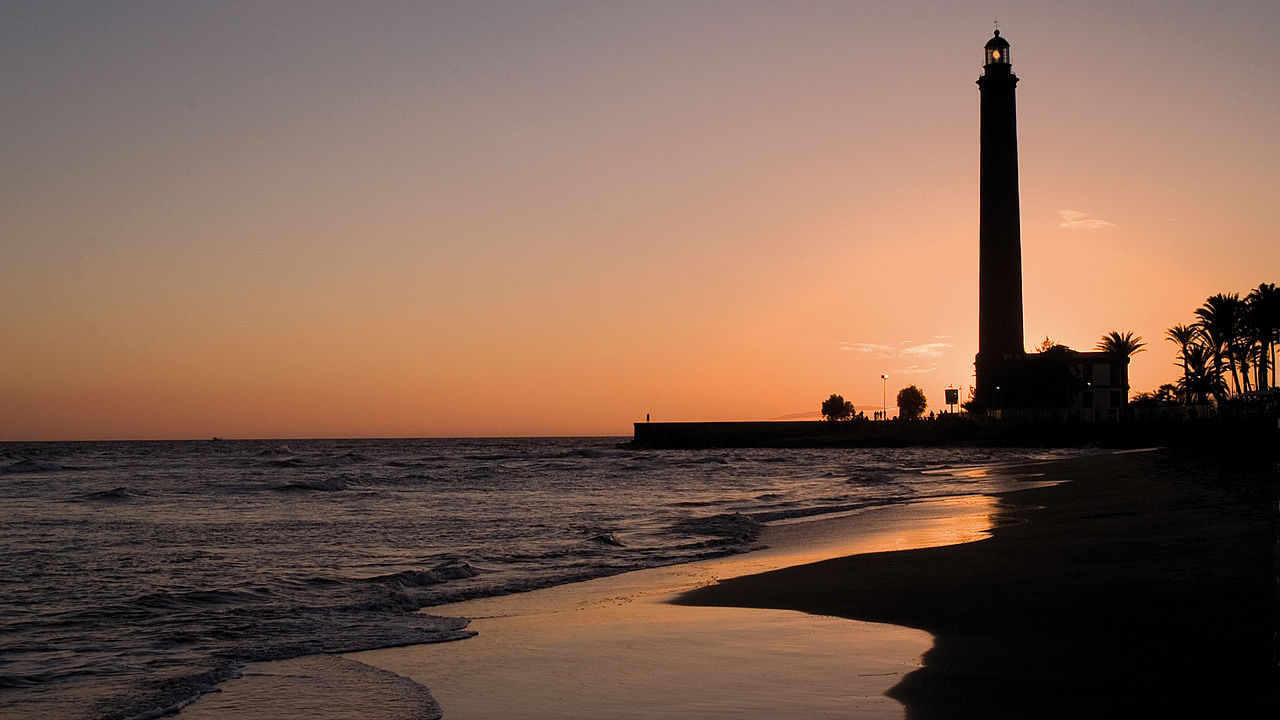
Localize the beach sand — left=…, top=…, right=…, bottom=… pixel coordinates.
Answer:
left=680, top=450, right=1277, bottom=718
left=342, top=494, right=1013, bottom=719
left=188, top=485, right=1020, bottom=719
left=184, top=450, right=1275, bottom=718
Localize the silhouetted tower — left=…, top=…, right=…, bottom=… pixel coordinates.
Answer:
left=974, top=29, right=1023, bottom=409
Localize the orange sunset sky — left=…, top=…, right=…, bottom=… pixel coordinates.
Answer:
left=3, top=1, right=1278, bottom=441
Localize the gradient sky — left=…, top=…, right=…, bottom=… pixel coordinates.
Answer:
left=3, top=1, right=1278, bottom=440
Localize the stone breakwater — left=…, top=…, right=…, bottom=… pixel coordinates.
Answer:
left=630, top=416, right=1277, bottom=450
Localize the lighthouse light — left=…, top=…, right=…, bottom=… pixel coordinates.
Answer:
left=984, top=30, right=1011, bottom=67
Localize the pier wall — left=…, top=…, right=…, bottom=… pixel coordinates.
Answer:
left=630, top=417, right=1277, bottom=450
left=630, top=420, right=979, bottom=448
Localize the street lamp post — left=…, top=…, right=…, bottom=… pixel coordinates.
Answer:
left=881, top=374, right=889, bottom=420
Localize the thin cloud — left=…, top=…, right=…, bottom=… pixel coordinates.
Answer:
left=1059, top=209, right=1118, bottom=231
left=771, top=410, right=823, bottom=420
left=838, top=340, right=953, bottom=361
left=838, top=342, right=893, bottom=355
left=891, top=364, right=940, bottom=375
left=899, top=342, right=953, bottom=359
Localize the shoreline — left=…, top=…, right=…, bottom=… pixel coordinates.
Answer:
left=177, top=448, right=1274, bottom=718
left=678, top=450, right=1277, bottom=717
left=346, top=491, right=1019, bottom=719
left=184, top=474, right=1031, bottom=719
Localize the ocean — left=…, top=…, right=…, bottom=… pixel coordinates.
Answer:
left=0, top=437, right=1069, bottom=719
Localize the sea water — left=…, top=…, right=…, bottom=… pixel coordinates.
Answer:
left=0, top=438, right=1068, bottom=719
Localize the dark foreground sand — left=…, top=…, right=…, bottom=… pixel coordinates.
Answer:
left=678, top=450, right=1277, bottom=718
left=198, top=490, right=1007, bottom=719
left=188, top=449, right=1274, bottom=719
left=675, top=450, right=1274, bottom=712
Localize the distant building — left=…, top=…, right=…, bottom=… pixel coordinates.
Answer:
left=970, top=30, right=1129, bottom=413
left=1071, top=351, right=1130, bottom=411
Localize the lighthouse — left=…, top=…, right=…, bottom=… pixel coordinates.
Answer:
left=974, top=29, right=1024, bottom=409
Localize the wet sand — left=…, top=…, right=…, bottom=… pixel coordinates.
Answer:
left=188, top=487, right=1021, bottom=719
left=345, top=494, right=1013, bottom=719
left=679, top=450, right=1277, bottom=718
left=184, top=450, right=1274, bottom=718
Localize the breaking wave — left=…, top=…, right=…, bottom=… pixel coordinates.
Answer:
left=4, top=458, right=65, bottom=473
left=0, top=437, right=1069, bottom=719
left=670, top=512, right=765, bottom=542
left=78, top=486, right=150, bottom=502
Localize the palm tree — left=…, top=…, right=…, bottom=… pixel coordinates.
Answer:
left=1246, top=283, right=1278, bottom=391
left=1194, top=293, right=1246, bottom=396
left=1165, top=323, right=1199, bottom=403
left=1095, top=331, right=1144, bottom=402
left=1178, top=343, right=1227, bottom=405
left=1097, top=330, right=1146, bottom=358
left=1238, top=339, right=1254, bottom=394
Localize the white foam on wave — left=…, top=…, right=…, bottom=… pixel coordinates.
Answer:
left=3, top=458, right=65, bottom=473
left=0, top=438, right=1060, bottom=720
left=669, top=512, right=765, bottom=542
left=178, top=655, right=442, bottom=720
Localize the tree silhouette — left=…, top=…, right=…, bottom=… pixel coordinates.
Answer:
left=1131, top=383, right=1178, bottom=407
left=1162, top=284, right=1277, bottom=404
left=1035, top=336, right=1061, bottom=352
left=1195, top=293, right=1247, bottom=396
left=1095, top=332, right=1144, bottom=402
left=1177, top=344, right=1227, bottom=405
left=821, top=394, right=854, bottom=422
left=1096, top=330, right=1146, bottom=358
left=1246, top=283, right=1278, bottom=391
left=1165, top=323, right=1200, bottom=403
left=896, top=385, right=927, bottom=420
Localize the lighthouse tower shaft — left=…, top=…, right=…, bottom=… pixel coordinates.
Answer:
left=974, top=31, right=1024, bottom=408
